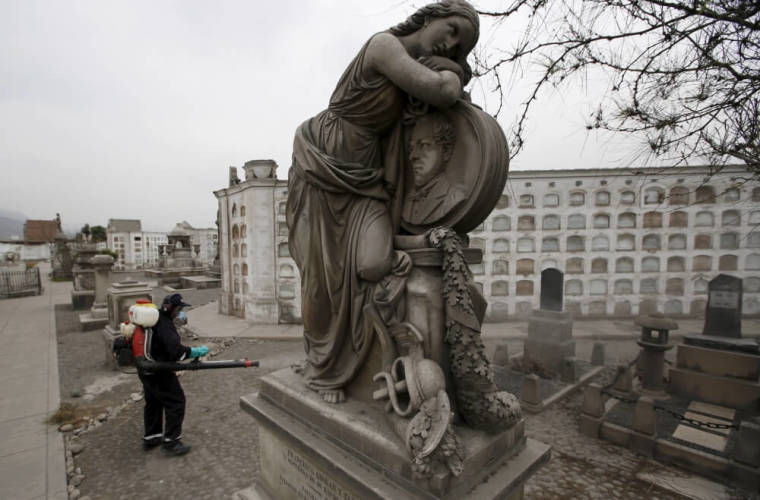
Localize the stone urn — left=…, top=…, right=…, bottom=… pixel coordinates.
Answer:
left=243, top=159, right=276, bottom=180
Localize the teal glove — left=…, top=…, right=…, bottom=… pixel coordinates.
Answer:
left=190, top=345, right=209, bottom=358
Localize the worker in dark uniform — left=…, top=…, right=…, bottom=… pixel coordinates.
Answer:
left=138, top=293, right=208, bottom=456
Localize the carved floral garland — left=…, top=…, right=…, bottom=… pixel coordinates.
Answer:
left=407, top=395, right=463, bottom=478
left=428, top=227, right=522, bottom=432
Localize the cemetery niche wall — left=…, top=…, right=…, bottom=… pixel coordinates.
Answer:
left=240, top=4, right=549, bottom=498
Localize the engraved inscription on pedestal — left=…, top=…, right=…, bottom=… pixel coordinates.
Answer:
left=259, top=427, right=360, bottom=500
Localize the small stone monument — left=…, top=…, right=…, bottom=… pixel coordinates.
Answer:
left=523, top=268, right=575, bottom=375
left=51, top=234, right=73, bottom=281
left=101, top=278, right=153, bottom=368
left=145, top=223, right=209, bottom=287
left=70, top=245, right=98, bottom=310
left=670, top=274, right=760, bottom=407
left=77, top=254, right=114, bottom=331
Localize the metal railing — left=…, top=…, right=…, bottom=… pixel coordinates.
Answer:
left=0, top=268, right=42, bottom=298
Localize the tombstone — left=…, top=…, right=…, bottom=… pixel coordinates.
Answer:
left=524, top=268, right=575, bottom=374
left=669, top=276, right=760, bottom=406
left=540, top=268, right=563, bottom=311
left=703, top=274, right=742, bottom=338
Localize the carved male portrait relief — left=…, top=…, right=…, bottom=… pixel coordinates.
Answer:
left=402, top=113, right=466, bottom=226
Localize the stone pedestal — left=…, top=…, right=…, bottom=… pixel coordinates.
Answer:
left=523, top=309, right=575, bottom=375
left=241, top=369, right=550, bottom=500
left=78, top=255, right=113, bottom=330
left=634, top=312, right=677, bottom=400
left=71, top=245, right=97, bottom=310
left=669, top=343, right=760, bottom=408
left=101, top=278, right=153, bottom=369
left=71, top=289, right=95, bottom=310
left=144, top=267, right=210, bottom=287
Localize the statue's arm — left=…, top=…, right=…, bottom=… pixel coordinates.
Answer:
left=365, top=33, right=461, bottom=109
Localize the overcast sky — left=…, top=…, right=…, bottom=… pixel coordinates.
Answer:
left=1, top=0, right=644, bottom=233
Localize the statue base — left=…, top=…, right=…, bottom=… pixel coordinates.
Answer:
left=240, top=368, right=549, bottom=500
left=71, top=289, right=95, bottom=310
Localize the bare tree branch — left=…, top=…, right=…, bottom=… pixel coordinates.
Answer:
left=473, top=0, right=760, bottom=175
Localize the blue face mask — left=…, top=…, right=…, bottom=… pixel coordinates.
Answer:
left=176, top=310, right=188, bottom=325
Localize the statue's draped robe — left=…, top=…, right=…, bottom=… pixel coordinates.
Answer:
left=287, top=37, right=406, bottom=391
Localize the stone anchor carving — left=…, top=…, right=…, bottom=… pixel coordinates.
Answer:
left=372, top=322, right=446, bottom=416
left=371, top=322, right=463, bottom=478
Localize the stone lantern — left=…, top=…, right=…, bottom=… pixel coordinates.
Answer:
left=634, top=312, right=678, bottom=399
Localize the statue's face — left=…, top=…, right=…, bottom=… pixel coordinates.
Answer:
left=409, top=121, right=444, bottom=188
left=418, top=15, right=476, bottom=59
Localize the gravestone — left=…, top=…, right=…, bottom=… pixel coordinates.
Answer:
left=670, top=275, right=760, bottom=406
left=540, top=268, right=563, bottom=311
left=524, top=268, right=575, bottom=374
left=703, top=274, right=742, bottom=338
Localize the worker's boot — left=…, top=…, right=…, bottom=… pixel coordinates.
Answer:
left=162, top=439, right=191, bottom=456
left=142, top=435, right=163, bottom=451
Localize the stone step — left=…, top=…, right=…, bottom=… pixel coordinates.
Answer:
left=676, top=344, right=760, bottom=381
left=669, top=367, right=760, bottom=409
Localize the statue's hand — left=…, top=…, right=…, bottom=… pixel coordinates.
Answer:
left=417, top=56, right=464, bottom=87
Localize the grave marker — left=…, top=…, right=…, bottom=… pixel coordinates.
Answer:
left=703, top=274, right=742, bottom=338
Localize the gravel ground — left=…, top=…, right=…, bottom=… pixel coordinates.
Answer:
left=54, top=307, right=751, bottom=499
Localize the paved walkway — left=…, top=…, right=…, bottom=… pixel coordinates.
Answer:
left=2, top=277, right=757, bottom=500
left=0, top=263, right=68, bottom=500
left=187, top=299, right=760, bottom=341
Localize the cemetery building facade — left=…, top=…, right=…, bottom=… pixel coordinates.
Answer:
left=107, top=219, right=216, bottom=270
left=106, top=219, right=168, bottom=270
left=173, top=220, right=219, bottom=266
left=215, top=162, right=760, bottom=323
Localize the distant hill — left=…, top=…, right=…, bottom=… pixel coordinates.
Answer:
left=0, top=209, right=27, bottom=240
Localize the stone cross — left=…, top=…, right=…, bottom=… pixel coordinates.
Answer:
left=703, top=274, right=742, bottom=338
left=540, top=268, right=563, bottom=312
